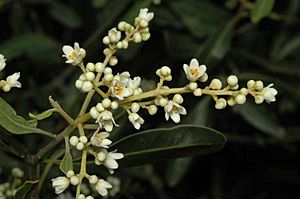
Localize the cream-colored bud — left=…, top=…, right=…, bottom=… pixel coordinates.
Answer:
left=122, top=40, right=129, bottom=49
left=133, top=32, right=142, bottom=43
left=75, top=80, right=83, bottom=89
left=231, top=84, right=239, bottom=90
left=2, top=84, right=11, bottom=92
left=227, top=75, right=238, bottom=86
left=165, top=75, right=172, bottom=81
left=116, top=41, right=123, bottom=49
left=85, top=72, right=95, bottom=81
left=189, top=82, right=198, bottom=91
left=173, top=94, right=183, bottom=104
left=254, top=95, right=264, bottom=104
left=80, top=48, right=86, bottom=58
left=215, top=98, right=227, bottom=109
left=86, top=196, right=94, bottom=199
left=76, top=142, right=84, bottom=151
left=193, top=88, right=202, bottom=96
left=66, top=170, right=75, bottom=178
left=96, top=103, right=105, bottom=112
left=235, top=94, right=246, bottom=104
left=227, top=97, right=236, bottom=106
left=141, top=33, right=151, bottom=41
left=70, top=176, right=80, bottom=185
left=79, top=136, right=88, bottom=144
left=156, top=69, right=161, bottom=76
left=79, top=74, right=86, bottom=81
left=141, top=27, right=149, bottom=33
left=103, top=74, right=114, bottom=82
left=104, top=67, right=112, bottom=75
left=199, top=73, right=208, bottom=82
left=82, top=81, right=93, bottom=92
left=89, top=175, right=98, bottom=184
left=254, top=81, right=264, bottom=91
left=90, top=107, right=99, bottom=119
left=102, top=36, right=110, bottom=45
left=131, top=102, right=140, bottom=113
left=103, top=48, right=111, bottom=56
left=159, top=98, right=168, bottom=107
left=160, top=66, right=171, bottom=76
left=118, top=21, right=126, bottom=31
left=102, top=98, right=111, bottom=108
left=247, top=80, right=255, bottom=88
left=209, top=79, right=222, bottom=90
left=78, top=194, right=85, bottom=199
left=86, top=63, right=95, bottom=71
left=111, top=101, right=119, bottom=109
left=109, top=56, right=118, bottom=66
left=95, top=62, right=105, bottom=73
left=70, top=136, right=79, bottom=146
left=148, top=105, right=158, bottom=115
left=139, top=19, right=148, bottom=28
left=240, top=88, right=248, bottom=95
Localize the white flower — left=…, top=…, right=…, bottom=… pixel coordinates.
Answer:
left=90, top=131, right=112, bottom=148
left=138, top=8, right=154, bottom=22
left=183, top=58, right=206, bottom=81
left=128, top=76, right=142, bottom=95
left=96, top=111, right=118, bottom=132
left=0, top=54, right=6, bottom=71
left=128, top=113, right=144, bottom=130
left=52, top=176, right=70, bottom=194
left=95, top=179, right=112, bottom=196
left=2, top=72, right=22, bottom=91
left=95, top=149, right=124, bottom=174
left=111, top=79, right=132, bottom=100
left=262, top=84, right=278, bottom=103
left=164, top=101, right=187, bottom=123
left=108, top=28, right=121, bottom=43
left=62, top=42, right=86, bottom=66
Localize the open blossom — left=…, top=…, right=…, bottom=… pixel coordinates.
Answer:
left=138, top=8, right=154, bottom=22
left=52, top=176, right=70, bottom=194
left=62, top=42, right=86, bottom=66
left=262, top=84, right=278, bottom=103
left=164, top=101, right=187, bottom=123
left=128, top=76, right=142, bottom=95
left=95, top=179, right=112, bottom=196
left=0, top=54, right=6, bottom=71
left=108, top=28, right=121, bottom=43
left=96, top=110, right=118, bottom=132
left=1, top=72, right=22, bottom=92
left=95, top=149, right=124, bottom=174
left=90, top=131, right=112, bottom=148
left=183, top=58, right=206, bottom=81
left=128, top=112, right=144, bottom=130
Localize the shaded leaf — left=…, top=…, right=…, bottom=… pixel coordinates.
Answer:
left=60, top=137, right=73, bottom=174
left=29, top=109, right=54, bottom=121
left=15, top=180, right=39, bottom=199
left=111, top=125, right=226, bottom=166
left=0, top=97, right=54, bottom=137
left=250, top=0, right=275, bottom=23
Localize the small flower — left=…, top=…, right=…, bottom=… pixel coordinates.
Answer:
left=95, top=179, right=112, bottom=196
left=262, top=84, right=278, bottom=103
left=164, top=101, right=187, bottom=123
left=95, top=150, right=124, bottom=174
left=128, top=76, right=142, bottom=95
left=2, top=72, right=22, bottom=92
left=108, top=28, right=121, bottom=43
left=52, top=176, right=70, bottom=194
left=138, top=8, right=154, bottom=23
left=0, top=54, right=6, bottom=71
left=91, top=131, right=112, bottom=148
left=96, top=110, right=118, bottom=132
left=62, top=42, right=86, bottom=66
left=183, top=58, right=206, bottom=81
left=128, top=112, right=144, bottom=130
left=111, top=79, right=132, bottom=100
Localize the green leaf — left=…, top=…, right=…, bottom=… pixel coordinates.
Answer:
left=0, top=97, right=54, bottom=137
left=29, top=109, right=54, bottom=120
left=250, top=0, right=275, bottom=23
left=111, top=125, right=226, bottom=166
left=48, top=1, right=82, bottom=28
left=15, top=180, right=39, bottom=199
left=234, top=102, right=285, bottom=138
left=60, top=137, right=73, bottom=174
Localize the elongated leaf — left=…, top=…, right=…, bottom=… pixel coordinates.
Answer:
left=234, top=102, right=285, bottom=138
left=250, top=0, right=275, bottom=23
left=111, top=125, right=226, bottom=166
left=15, top=180, right=39, bottom=199
left=0, top=97, right=54, bottom=137
left=29, top=109, right=54, bottom=120
left=60, top=137, right=73, bottom=174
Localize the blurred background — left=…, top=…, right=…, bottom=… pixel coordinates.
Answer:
left=0, top=0, right=300, bottom=198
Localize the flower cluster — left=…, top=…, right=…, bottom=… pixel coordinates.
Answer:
left=0, top=167, right=24, bottom=199
left=0, top=54, right=21, bottom=93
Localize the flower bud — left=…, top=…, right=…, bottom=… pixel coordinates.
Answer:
left=165, top=75, right=172, bottom=81
left=131, top=102, right=140, bottom=113
left=133, top=32, right=142, bottom=43
left=70, top=136, right=79, bottom=146
left=173, top=94, right=183, bottom=104
left=95, top=62, right=105, bottom=73
left=78, top=194, right=85, bottom=199
left=159, top=98, right=168, bottom=107
left=254, top=81, right=264, bottom=91
left=160, top=66, right=171, bottom=76
left=103, top=74, right=114, bottom=82
left=66, top=170, right=75, bottom=178
left=247, top=80, right=255, bottom=88
left=76, top=142, right=85, bottom=151
left=148, top=105, right=158, bottom=115
left=227, top=75, right=238, bottom=87
left=235, top=94, right=246, bottom=104
left=82, top=81, right=93, bottom=92
left=111, top=101, right=119, bottom=109
left=103, top=36, right=110, bottom=45
left=79, top=136, right=88, bottom=144
left=86, top=63, right=95, bottom=71
left=89, top=175, right=98, bottom=184
left=96, top=103, right=105, bottom=112
left=209, top=79, right=222, bottom=90
left=254, top=95, right=264, bottom=104
left=70, top=176, right=80, bottom=186
left=118, top=21, right=126, bottom=31
left=240, top=88, right=248, bottom=95
left=104, top=67, right=112, bottom=75
left=199, top=73, right=208, bottom=82
left=86, top=196, right=94, bottom=199
left=193, top=88, right=202, bottom=96
left=11, top=167, right=24, bottom=178
left=109, top=56, right=118, bottom=66
left=122, top=40, right=129, bottom=49
left=116, top=41, right=123, bottom=49
left=141, top=33, right=151, bottom=41
left=189, top=82, right=198, bottom=91
left=215, top=98, right=227, bottom=109
left=85, top=72, right=95, bottom=81
left=102, top=98, right=111, bottom=108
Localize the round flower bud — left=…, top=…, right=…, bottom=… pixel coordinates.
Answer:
left=227, top=97, right=236, bottom=106
left=81, top=81, right=93, bottom=92
left=79, top=74, right=86, bottom=81
left=96, top=103, right=105, bottom=112
left=70, top=176, right=80, bottom=186
left=104, top=67, right=112, bottom=75
left=76, top=142, right=85, bottom=151
left=160, top=66, right=171, bottom=76
left=141, top=33, right=151, bottom=41
left=156, top=69, right=161, bottom=76
left=103, top=48, right=111, bottom=56
left=103, top=74, right=114, bottom=82
left=189, top=82, right=198, bottom=91
left=66, top=170, right=75, bottom=178
left=215, top=98, right=227, bottom=110
left=139, top=19, right=148, bottom=28
left=227, top=75, right=238, bottom=87
left=95, top=62, right=105, bottom=73
left=109, top=56, right=118, bottom=66
left=165, top=75, right=172, bottom=81
left=85, top=72, right=95, bottom=81
left=70, top=136, right=79, bottom=146
left=97, top=151, right=107, bottom=161
left=247, top=80, right=255, bottom=88
left=102, top=98, right=111, bottom=108
left=89, top=107, right=99, bottom=119
left=118, top=21, right=126, bottom=30
left=199, top=73, right=208, bottom=82
left=86, top=63, right=95, bottom=72
left=116, top=41, right=123, bottom=49
left=2, top=84, right=11, bottom=92
left=231, top=84, right=239, bottom=90
left=159, top=98, right=168, bottom=107
left=75, top=80, right=83, bottom=89
left=254, top=95, right=264, bottom=104
left=103, top=36, right=110, bottom=45
left=193, top=88, right=202, bottom=96
left=86, top=196, right=94, bottom=199
left=122, top=40, right=129, bottom=49
left=111, top=101, right=119, bottom=109
left=89, top=175, right=98, bottom=184
left=173, top=94, right=183, bottom=104
left=209, top=79, right=222, bottom=90
left=80, top=48, right=86, bottom=58
left=240, top=88, right=248, bottom=95
left=11, top=167, right=24, bottom=178
left=148, top=105, right=158, bottom=115
left=235, top=94, right=246, bottom=104
left=78, top=194, right=85, bottom=199
left=131, top=102, right=140, bottom=113
left=254, top=81, right=264, bottom=91
left=79, top=136, right=88, bottom=144
left=133, top=32, right=142, bottom=43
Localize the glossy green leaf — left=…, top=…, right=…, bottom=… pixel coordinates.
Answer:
left=250, top=0, right=275, bottom=23
left=111, top=125, right=226, bottom=166
left=15, top=180, right=39, bottom=199
left=29, top=109, right=54, bottom=121
left=0, top=97, right=54, bottom=137
left=234, top=102, right=285, bottom=138
left=60, top=137, right=73, bottom=174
